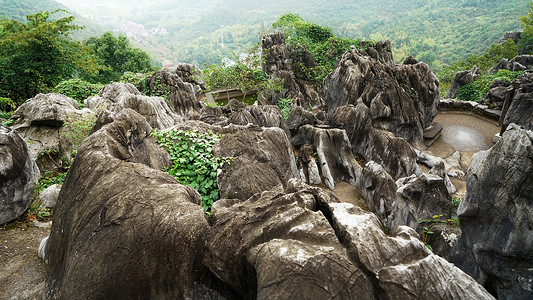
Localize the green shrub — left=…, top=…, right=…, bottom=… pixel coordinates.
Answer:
left=277, top=98, right=294, bottom=120
left=119, top=71, right=153, bottom=90
left=61, top=113, right=98, bottom=151
left=52, top=78, right=103, bottom=106
left=457, top=83, right=481, bottom=102
left=152, top=129, right=232, bottom=215
left=0, top=97, right=16, bottom=112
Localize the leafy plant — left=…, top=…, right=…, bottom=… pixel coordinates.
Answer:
left=452, top=196, right=461, bottom=208
left=277, top=97, right=294, bottom=120
left=0, top=97, right=16, bottom=112
left=457, top=69, right=523, bottom=102
left=457, top=83, right=481, bottom=102
left=273, top=13, right=374, bottom=84
left=61, top=113, right=97, bottom=151
left=418, top=214, right=460, bottom=252
left=152, top=129, right=232, bottom=215
left=52, top=78, right=103, bottom=106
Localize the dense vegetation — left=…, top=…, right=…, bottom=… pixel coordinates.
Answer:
left=0, top=10, right=155, bottom=107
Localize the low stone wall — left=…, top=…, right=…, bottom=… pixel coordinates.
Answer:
left=439, top=99, right=501, bottom=121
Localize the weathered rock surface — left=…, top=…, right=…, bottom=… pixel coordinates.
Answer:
left=206, top=179, right=376, bottom=299
left=503, top=72, right=533, bottom=131
left=286, top=106, right=319, bottom=136
left=86, top=83, right=178, bottom=129
left=141, top=67, right=205, bottom=118
left=214, top=125, right=299, bottom=201
left=392, top=174, right=453, bottom=231
left=44, top=109, right=218, bottom=299
left=291, top=124, right=360, bottom=189
left=261, top=32, right=324, bottom=109
left=448, top=66, right=480, bottom=99
left=330, top=104, right=421, bottom=179
left=482, top=79, right=512, bottom=110
left=324, top=46, right=439, bottom=144
left=327, top=202, right=493, bottom=299
left=11, top=93, right=80, bottom=127
left=0, top=126, right=40, bottom=224
left=39, top=184, right=61, bottom=209
left=227, top=105, right=289, bottom=136
left=450, top=124, right=533, bottom=299
left=499, top=31, right=522, bottom=45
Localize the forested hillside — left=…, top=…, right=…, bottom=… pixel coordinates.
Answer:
left=2, top=0, right=530, bottom=72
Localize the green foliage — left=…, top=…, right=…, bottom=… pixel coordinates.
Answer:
left=0, top=10, right=100, bottom=104
left=277, top=98, right=294, bottom=120
left=152, top=129, right=232, bottom=215
left=273, top=13, right=373, bottom=84
left=457, top=69, right=523, bottom=102
left=419, top=214, right=460, bottom=252
left=84, top=32, right=155, bottom=84
left=458, top=83, right=481, bottom=102
left=119, top=71, right=153, bottom=90
left=521, top=1, right=533, bottom=36
left=452, top=196, right=461, bottom=208
left=61, top=113, right=97, bottom=151
left=52, top=78, right=103, bottom=106
left=0, top=97, right=16, bottom=112
left=202, top=50, right=283, bottom=100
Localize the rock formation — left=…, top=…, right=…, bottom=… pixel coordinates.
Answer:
left=44, top=109, right=215, bottom=299
left=214, top=124, right=299, bottom=201
left=450, top=124, right=533, bottom=299
left=261, top=32, right=324, bottom=109
left=448, top=66, right=480, bottom=99
left=0, top=126, right=40, bottom=224
left=86, top=83, right=178, bottom=129
left=503, top=72, right=533, bottom=131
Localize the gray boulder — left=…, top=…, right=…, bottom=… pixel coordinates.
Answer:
left=327, top=202, right=494, bottom=299
left=329, top=104, right=421, bottom=179
left=206, top=179, right=376, bottom=299
left=503, top=72, right=533, bottom=131
left=214, top=125, right=299, bottom=201
left=482, top=79, right=512, bottom=110
left=0, top=126, right=40, bottom=224
left=286, top=106, right=318, bottom=136
left=39, top=184, right=61, bottom=209
left=227, top=105, right=289, bottom=136
left=11, top=93, right=79, bottom=127
left=448, top=66, right=480, bottom=99
left=44, top=108, right=219, bottom=299
left=85, top=83, right=178, bottom=129
left=291, top=124, right=360, bottom=189
left=451, top=124, right=533, bottom=299
left=498, top=31, right=522, bottom=45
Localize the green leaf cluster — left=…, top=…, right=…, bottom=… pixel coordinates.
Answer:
left=60, top=113, right=98, bottom=150
left=202, top=49, right=283, bottom=101
left=273, top=13, right=373, bottom=84
left=83, top=32, right=156, bottom=84
left=52, top=78, right=103, bottom=106
left=152, top=129, right=232, bottom=215
left=457, top=69, right=523, bottom=102
left=0, top=10, right=101, bottom=105
left=277, top=98, right=294, bottom=120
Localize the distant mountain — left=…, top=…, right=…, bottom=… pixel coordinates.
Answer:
left=0, top=0, right=104, bottom=40
left=6, top=0, right=529, bottom=72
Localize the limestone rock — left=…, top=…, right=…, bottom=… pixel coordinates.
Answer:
left=86, top=83, right=178, bottom=129
left=392, top=174, right=454, bottom=231
left=141, top=67, right=204, bottom=118
left=451, top=124, right=533, bottom=299
left=39, top=184, right=61, bottom=209
left=498, top=31, right=522, bottom=45
left=291, top=124, right=360, bottom=190
left=327, top=202, right=494, bottom=299
left=286, top=106, right=318, bottom=136
left=296, top=144, right=322, bottom=185
left=12, top=93, right=79, bottom=127
left=205, top=179, right=375, bottom=299
left=429, top=161, right=457, bottom=195
left=324, top=46, right=439, bottom=144
left=482, top=79, right=511, bottom=110
left=227, top=105, right=289, bottom=136
left=214, top=125, right=299, bottom=201
left=44, top=108, right=217, bottom=299
left=0, top=126, right=40, bottom=224
left=330, top=104, right=421, bottom=179
left=448, top=66, right=480, bottom=99
left=503, top=72, right=533, bottom=131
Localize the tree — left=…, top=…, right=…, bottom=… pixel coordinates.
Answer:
left=84, top=32, right=155, bottom=84
left=0, top=10, right=99, bottom=104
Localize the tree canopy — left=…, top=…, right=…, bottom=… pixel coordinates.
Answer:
left=83, top=32, right=155, bottom=84
left=0, top=10, right=99, bottom=103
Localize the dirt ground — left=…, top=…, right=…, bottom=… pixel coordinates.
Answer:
left=0, top=221, right=50, bottom=300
